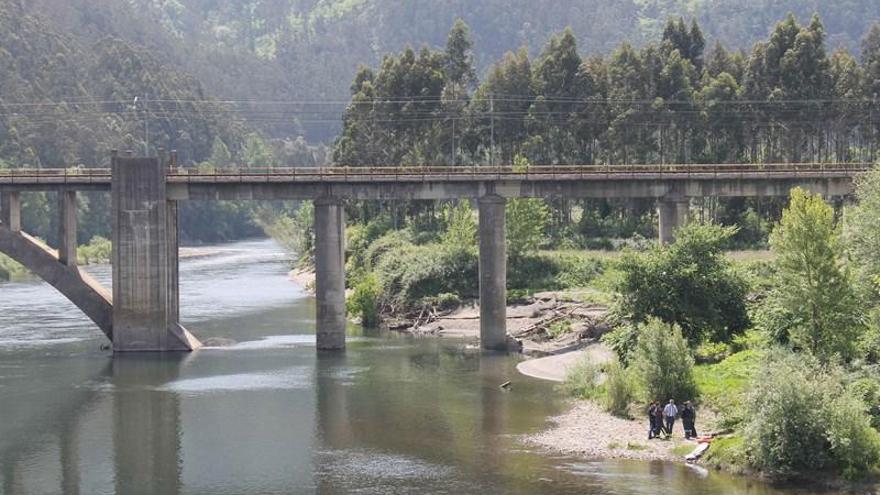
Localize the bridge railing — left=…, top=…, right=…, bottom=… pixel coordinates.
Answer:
left=0, top=162, right=872, bottom=184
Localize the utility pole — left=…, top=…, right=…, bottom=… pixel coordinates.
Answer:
left=134, top=95, right=150, bottom=156
left=143, top=94, right=149, bottom=157
left=451, top=118, right=456, bottom=166
left=490, top=93, right=495, bottom=167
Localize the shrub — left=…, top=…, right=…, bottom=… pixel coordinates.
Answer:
left=603, top=359, right=634, bottom=417
left=630, top=319, right=698, bottom=403
left=744, top=352, right=835, bottom=477
left=846, top=377, right=880, bottom=429
left=552, top=254, right=605, bottom=289
left=826, top=392, right=880, bottom=479
left=601, top=323, right=640, bottom=366
left=614, top=222, right=750, bottom=346
left=77, top=236, right=111, bottom=265
left=347, top=271, right=381, bottom=327
left=372, top=241, right=479, bottom=310
left=546, top=319, right=572, bottom=339
left=694, top=341, right=732, bottom=364
left=561, top=356, right=602, bottom=400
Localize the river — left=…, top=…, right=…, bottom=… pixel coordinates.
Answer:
left=0, top=239, right=824, bottom=494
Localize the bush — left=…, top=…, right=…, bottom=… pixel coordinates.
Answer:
left=373, top=241, right=478, bottom=309
left=743, top=350, right=880, bottom=479
left=561, top=356, right=602, bottom=400
left=347, top=272, right=381, bottom=327
left=77, top=236, right=111, bottom=265
left=552, top=254, right=605, bottom=289
left=601, top=323, right=640, bottom=366
left=615, top=222, right=750, bottom=346
left=847, top=377, right=880, bottom=429
left=603, top=359, right=634, bottom=417
left=630, top=319, right=698, bottom=403
left=827, top=393, right=880, bottom=479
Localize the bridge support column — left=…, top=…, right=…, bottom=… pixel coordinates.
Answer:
left=658, top=199, right=690, bottom=246
left=111, top=156, right=201, bottom=352
left=479, top=195, right=508, bottom=351
left=314, top=198, right=346, bottom=351
left=0, top=191, right=21, bottom=232
left=58, top=191, right=77, bottom=266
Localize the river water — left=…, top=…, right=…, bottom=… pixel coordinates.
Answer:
left=0, top=239, right=823, bottom=494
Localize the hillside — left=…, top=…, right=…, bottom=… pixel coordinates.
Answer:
left=18, top=0, right=880, bottom=142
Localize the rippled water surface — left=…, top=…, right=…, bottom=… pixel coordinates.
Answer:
left=0, top=239, right=826, bottom=494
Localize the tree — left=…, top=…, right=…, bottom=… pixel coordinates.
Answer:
left=445, top=19, right=477, bottom=96
left=615, top=222, right=750, bottom=345
left=630, top=319, right=698, bottom=403
left=506, top=197, right=550, bottom=259
left=209, top=137, right=233, bottom=167
left=241, top=132, right=275, bottom=167
left=761, top=188, right=864, bottom=360
left=845, top=166, right=880, bottom=298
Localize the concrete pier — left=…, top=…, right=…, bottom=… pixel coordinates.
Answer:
left=314, top=198, right=347, bottom=351
left=479, top=195, right=508, bottom=351
left=58, top=191, right=77, bottom=266
left=111, top=156, right=200, bottom=352
left=0, top=191, right=21, bottom=231
left=658, top=199, right=690, bottom=246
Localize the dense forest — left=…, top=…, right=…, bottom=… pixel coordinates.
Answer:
left=15, top=0, right=880, bottom=141
left=335, top=15, right=880, bottom=166
left=4, top=0, right=880, bottom=247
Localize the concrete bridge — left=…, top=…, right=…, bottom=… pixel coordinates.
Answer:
left=0, top=155, right=867, bottom=353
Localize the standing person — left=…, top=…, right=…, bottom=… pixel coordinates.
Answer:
left=663, top=399, right=678, bottom=438
left=681, top=401, right=697, bottom=439
left=653, top=400, right=665, bottom=438
left=647, top=401, right=658, bottom=440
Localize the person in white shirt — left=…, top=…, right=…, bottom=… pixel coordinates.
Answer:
left=663, top=399, right=679, bottom=437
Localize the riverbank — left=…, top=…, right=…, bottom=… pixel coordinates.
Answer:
left=518, top=345, right=718, bottom=463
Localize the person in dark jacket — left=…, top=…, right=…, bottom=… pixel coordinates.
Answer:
left=647, top=401, right=659, bottom=439
left=681, top=401, right=697, bottom=439
left=653, top=400, right=665, bottom=438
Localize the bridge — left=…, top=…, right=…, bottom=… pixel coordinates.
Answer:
left=0, top=154, right=868, bottom=353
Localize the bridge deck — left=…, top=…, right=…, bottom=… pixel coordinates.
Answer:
left=0, top=163, right=869, bottom=186
left=0, top=164, right=867, bottom=200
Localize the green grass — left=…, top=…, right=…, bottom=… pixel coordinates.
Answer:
left=694, top=350, right=763, bottom=427
left=703, top=436, right=748, bottom=473
left=561, top=356, right=603, bottom=400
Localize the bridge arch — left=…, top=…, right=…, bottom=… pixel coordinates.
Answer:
left=0, top=193, right=113, bottom=339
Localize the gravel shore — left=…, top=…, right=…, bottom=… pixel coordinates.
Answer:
left=524, top=401, right=683, bottom=461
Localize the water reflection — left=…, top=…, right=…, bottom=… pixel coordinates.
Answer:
left=112, top=355, right=187, bottom=495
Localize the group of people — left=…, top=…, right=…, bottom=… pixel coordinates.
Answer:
left=647, top=399, right=697, bottom=440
